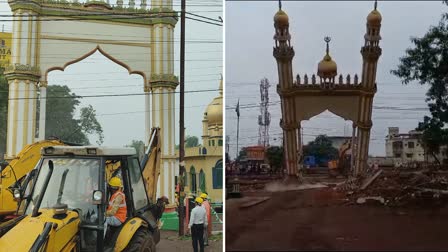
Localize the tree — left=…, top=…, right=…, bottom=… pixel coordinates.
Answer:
left=266, top=146, right=283, bottom=174
left=303, top=135, right=338, bottom=165
left=175, top=135, right=199, bottom=149
left=185, top=135, right=199, bottom=148
left=236, top=148, right=247, bottom=161
left=391, top=2, right=448, bottom=165
left=0, top=71, right=7, bottom=157
left=45, top=85, right=104, bottom=145
left=127, top=140, right=145, bottom=161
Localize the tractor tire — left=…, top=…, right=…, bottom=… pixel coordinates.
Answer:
left=123, top=229, right=156, bottom=252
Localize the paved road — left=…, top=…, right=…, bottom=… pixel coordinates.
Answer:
left=158, top=230, right=223, bottom=252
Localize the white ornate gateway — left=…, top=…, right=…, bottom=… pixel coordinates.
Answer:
left=274, top=1, right=382, bottom=177
left=5, top=0, right=178, bottom=190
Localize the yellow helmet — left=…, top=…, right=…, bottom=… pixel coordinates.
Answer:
left=195, top=197, right=203, bottom=204
left=109, top=177, right=122, bottom=187
left=200, top=193, right=208, bottom=199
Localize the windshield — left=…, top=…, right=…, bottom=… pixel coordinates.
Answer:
left=25, top=158, right=100, bottom=224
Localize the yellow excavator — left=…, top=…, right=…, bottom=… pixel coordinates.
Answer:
left=0, top=139, right=69, bottom=219
left=0, top=128, right=167, bottom=251
left=328, top=140, right=352, bottom=178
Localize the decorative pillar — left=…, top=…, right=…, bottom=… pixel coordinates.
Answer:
left=4, top=7, right=40, bottom=159
left=273, top=4, right=300, bottom=179
left=37, top=81, right=47, bottom=141
left=355, top=1, right=382, bottom=175
left=151, top=0, right=178, bottom=204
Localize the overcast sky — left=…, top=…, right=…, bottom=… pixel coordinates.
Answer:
left=0, top=0, right=222, bottom=147
left=225, top=1, right=445, bottom=158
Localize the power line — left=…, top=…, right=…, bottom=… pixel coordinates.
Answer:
left=0, top=78, right=222, bottom=93
left=7, top=88, right=219, bottom=100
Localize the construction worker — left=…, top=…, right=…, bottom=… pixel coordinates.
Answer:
left=200, top=193, right=212, bottom=246
left=105, top=177, right=127, bottom=235
left=188, top=197, right=207, bottom=252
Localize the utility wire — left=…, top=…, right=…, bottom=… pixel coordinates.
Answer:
left=7, top=88, right=219, bottom=100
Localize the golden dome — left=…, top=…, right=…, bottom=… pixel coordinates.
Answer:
left=317, top=37, right=337, bottom=78
left=205, top=77, right=223, bottom=126
left=274, top=9, right=289, bottom=26
left=317, top=56, right=337, bottom=78
left=367, top=9, right=382, bottom=25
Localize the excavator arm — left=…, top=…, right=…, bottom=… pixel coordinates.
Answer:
left=0, top=139, right=68, bottom=216
left=140, top=128, right=162, bottom=204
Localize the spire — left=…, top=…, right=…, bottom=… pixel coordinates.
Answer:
left=279, top=0, right=282, bottom=10
left=324, top=36, right=331, bottom=56
left=374, top=0, right=377, bottom=10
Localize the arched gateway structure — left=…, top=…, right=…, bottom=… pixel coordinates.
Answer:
left=274, top=1, right=382, bottom=178
left=5, top=0, right=178, bottom=194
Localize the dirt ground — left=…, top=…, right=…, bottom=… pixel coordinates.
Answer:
left=226, top=187, right=448, bottom=251
left=158, top=230, right=223, bottom=252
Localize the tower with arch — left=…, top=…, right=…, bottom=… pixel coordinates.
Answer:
left=274, top=1, right=382, bottom=178
left=4, top=0, right=180, bottom=202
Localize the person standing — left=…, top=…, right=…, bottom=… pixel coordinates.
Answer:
left=189, top=197, right=207, bottom=252
left=200, top=193, right=212, bottom=246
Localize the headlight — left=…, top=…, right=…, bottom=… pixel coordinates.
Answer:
left=93, top=190, right=103, bottom=201
left=13, top=189, right=21, bottom=199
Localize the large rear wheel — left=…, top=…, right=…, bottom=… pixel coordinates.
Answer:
left=123, top=229, right=156, bottom=252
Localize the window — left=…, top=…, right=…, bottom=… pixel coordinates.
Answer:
left=212, top=160, right=223, bottom=189
left=199, top=169, right=206, bottom=193
left=212, top=140, right=215, bottom=146
left=218, top=139, right=223, bottom=146
left=128, top=158, right=149, bottom=210
left=190, top=166, right=197, bottom=193
left=408, top=142, right=415, bottom=148
left=202, top=148, right=207, bottom=155
left=395, top=154, right=401, bottom=158
left=406, top=153, right=413, bottom=158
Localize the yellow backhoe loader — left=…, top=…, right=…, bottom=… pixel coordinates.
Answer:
left=328, top=140, right=352, bottom=178
left=0, top=128, right=167, bottom=251
left=0, top=139, right=69, bottom=219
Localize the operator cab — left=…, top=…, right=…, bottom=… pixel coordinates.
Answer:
left=20, top=146, right=152, bottom=252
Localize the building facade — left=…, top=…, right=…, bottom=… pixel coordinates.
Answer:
left=385, top=127, right=448, bottom=164
left=159, top=78, right=223, bottom=206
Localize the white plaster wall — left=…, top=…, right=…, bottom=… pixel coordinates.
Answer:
left=39, top=20, right=152, bottom=79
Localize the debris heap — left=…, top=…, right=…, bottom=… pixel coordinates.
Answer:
left=337, top=169, right=448, bottom=207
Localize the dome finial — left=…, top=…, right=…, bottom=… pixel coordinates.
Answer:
left=324, top=36, right=331, bottom=56
left=279, top=0, right=282, bottom=10
left=374, top=0, right=377, bottom=10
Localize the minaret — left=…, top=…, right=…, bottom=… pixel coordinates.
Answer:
left=354, top=0, right=382, bottom=175
left=150, top=0, right=178, bottom=203
left=274, top=1, right=299, bottom=178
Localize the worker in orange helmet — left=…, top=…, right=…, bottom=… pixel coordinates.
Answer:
left=105, top=177, right=127, bottom=235
left=200, top=193, right=212, bottom=246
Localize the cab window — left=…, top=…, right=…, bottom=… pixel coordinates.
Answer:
left=128, top=158, right=148, bottom=210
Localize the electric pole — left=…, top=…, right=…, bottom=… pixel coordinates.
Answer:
left=178, top=0, right=186, bottom=236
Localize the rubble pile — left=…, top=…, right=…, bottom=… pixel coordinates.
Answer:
left=339, top=170, right=448, bottom=207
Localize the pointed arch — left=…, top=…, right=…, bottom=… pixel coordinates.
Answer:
left=44, top=45, right=146, bottom=84
left=190, top=166, right=197, bottom=193
left=199, top=169, right=206, bottom=193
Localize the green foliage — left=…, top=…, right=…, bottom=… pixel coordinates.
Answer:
left=236, top=148, right=247, bottom=161
left=185, top=135, right=199, bottom=148
left=127, top=139, right=145, bottom=160
left=175, top=135, right=200, bottom=149
left=266, top=146, right=283, bottom=173
left=45, top=85, right=104, bottom=145
left=303, top=135, right=338, bottom=162
left=391, top=2, right=448, bottom=164
left=0, top=72, right=7, bottom=157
